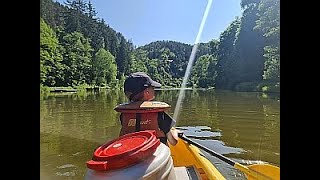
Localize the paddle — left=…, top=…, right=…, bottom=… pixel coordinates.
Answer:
left=178, top=133, right=280, bottom=180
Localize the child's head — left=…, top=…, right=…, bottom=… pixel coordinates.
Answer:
left=124, top=72, right=161, bottom=101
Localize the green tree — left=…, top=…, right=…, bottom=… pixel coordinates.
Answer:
left=233, top=2, right=265, bottom=86
left=64, top=0, right=86, bottom=33
left=158, top=48, right=175, bottom=85
left=40, top=18, right=64, bottom=86
left=40, top=0, right=56, bottom=28
left=255, top=0, right=280, bottom=82
left=215, top=18, right=241, bottom=89
left=191, top=55, right=217, bottom=88
left=93, top=48, right=117, bottom=86
left=61, top=31, right=93, bottom=86
left=206, top=55, right=218, bottom=87
left=86, top=0, right=97, bottom=18
left=130, top=49, right=148, bottom=73
left=116, top=37, right=131, bottom=76
left=262, top=46, right=279, bottom=81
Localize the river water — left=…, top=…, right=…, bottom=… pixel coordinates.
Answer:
left=40, top=89, right=280, bottom=179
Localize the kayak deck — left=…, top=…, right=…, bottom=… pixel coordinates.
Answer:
left=174, top=166, right=202, bottom=179
left=169, top=138, right=226, bottom=180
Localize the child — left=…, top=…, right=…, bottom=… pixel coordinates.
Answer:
left=114, top=72, right=179, bottom=146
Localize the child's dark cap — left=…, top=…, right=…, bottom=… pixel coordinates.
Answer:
left=124, top=72, right=161, bottom=99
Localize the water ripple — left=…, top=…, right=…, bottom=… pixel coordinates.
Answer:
left=57, top=164, right=76, bottom=169
left=176, top=126, right=221, bottom=138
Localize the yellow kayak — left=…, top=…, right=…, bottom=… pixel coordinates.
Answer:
left=169, top=138, right=226, bottom=180
left=85, top=130, right=279, bottom=180
left=171, top=135, right=280, bottom=180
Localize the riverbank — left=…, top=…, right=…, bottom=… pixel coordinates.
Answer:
left=40, top=83, right=279, bottom=95
left=40, top=85, right=113, bottom=94
left=234, top=81, right=280, bottom=93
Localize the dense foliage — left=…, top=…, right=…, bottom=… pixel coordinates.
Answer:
left=40, top=0, right=279, bottom=92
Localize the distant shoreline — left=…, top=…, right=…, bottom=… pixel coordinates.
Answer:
left=41, top=86, right=279, bottom=94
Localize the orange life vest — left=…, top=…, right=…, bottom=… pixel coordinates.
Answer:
left=114, top=101, right=171, bottom=138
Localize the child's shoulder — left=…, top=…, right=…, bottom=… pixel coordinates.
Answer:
left=140, top=101, right=171, bottom=108
left=114, top=101, right=171, bottom=111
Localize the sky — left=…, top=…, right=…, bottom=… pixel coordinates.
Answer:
left=55, top=0, right=242, bottom=47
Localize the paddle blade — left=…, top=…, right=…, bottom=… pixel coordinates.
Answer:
left=246, top=164, right=280, bottom=180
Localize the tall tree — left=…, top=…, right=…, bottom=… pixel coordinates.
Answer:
left=206, top=55, right=218, bottom=87
left=215, top=18, right=241, bottom=89
left=208, top=39, right=219, bottom=55
left=61, top=31, right=93, bottom=86
left=93, top=48, right=117, bottom=86
left=233, top=0, right=265, bottom=87
left=40, top=18, right=64, bottom=86
left=255, top=0, right=280, bottom=82
left=116, top=37, right=130, bottom=76
left=87, top=0, right=97, bottom=19
left=190, top=55, right=217, bottom=88
left=191, top=55, right=210, bottom=87
left=40, top=0, right=56, bottom=28
left=64, top=0, right=87, bottom=33
left=130, top=49, right=148, bottom=73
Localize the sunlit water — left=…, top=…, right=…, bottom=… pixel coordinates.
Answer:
left=40, top=89, right=280, bottom=179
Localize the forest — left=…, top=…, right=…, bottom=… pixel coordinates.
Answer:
left=40, top=0, right=279, bottom=92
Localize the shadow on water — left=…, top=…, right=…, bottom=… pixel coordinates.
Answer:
left=176, top=126, right=246, bottom=155
left=176, top=126, right=247, bottom=179
left=176, top=125, right=279, bottom=179
left=176, top=126, right=222, bottom=139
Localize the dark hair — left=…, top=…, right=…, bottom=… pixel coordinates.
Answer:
left=126, top=91, right=145, bottom=101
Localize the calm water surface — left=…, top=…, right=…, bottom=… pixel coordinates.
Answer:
left=40, top=89, right=280, bottom=180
